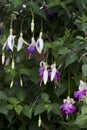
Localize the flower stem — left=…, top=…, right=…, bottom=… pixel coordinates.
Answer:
left=68, top=72, right=70, bottom=96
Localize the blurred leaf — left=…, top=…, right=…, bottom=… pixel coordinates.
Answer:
left=75, top=115, right=87, bottom=128
left=41, top=93, right=49, bottom=102
left=82, top=64, right=87, bottom=76
left=19, top=68, right=30, bottom=76
left=58, top=47, right=69, bottom=54
left=23, top=105, right=33, bottom=119
left=14, top=105, right=22, bottom=115
left=81, top=105, right=87, bottom=114
left=16, top=88, right=25, bottom=101
left=34, top=103, right=45, bottom=115
left=0, top=91, right=7, bottom=100
left=65, top=52, right=78, bottom=67
left=0, top=103, right=8, bottom=115
left=8, top=97, right=20, bottom=105
left=52, top=103, right=62, bottom=116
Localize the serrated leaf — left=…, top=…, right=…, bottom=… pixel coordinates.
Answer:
left=41, top=93, right=49, bottom=102
left=81, top=105, right=87, bottom=114
left=0, top=91, right=7, bottom=100
left=65, top=52, right=78, bottom=67
left=22, top=105, right=32, bottom=119
left=82, top=64, right=87, bottom=76
left=75, top=115, right=87, bottom=128
left=58, top=47, right=69, bottom=54
left=16, top=88, right=25, bottom=101
left=14, top=105, right=22, bottom=115
left=19, top=68, right=30, bottom=76
left=8, top=97, right=20, bottom=105
left=52, top=103, right=62, bottom=116
left=34, top=103, right=45, bottom=115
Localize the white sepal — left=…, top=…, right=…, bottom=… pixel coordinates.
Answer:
left=36, top=38, right=43, bottom=54
left=8, top=35, right=16, bottom=51
left=79, top=80, right=87, bottom=91
left=43, top=67, right=48, bottom=85
left=17, top=37, right=29, bottom=51
left=51, top=63, right=57, bottom=81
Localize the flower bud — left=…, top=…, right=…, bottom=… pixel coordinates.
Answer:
left=10, top=80, right=14, bottom=88
left=38, top=115, right=41, bottom=127
left=10, top=28, right=13, bottom=35
left=11, top=58, right=15, bottom=69
left=31, top=19, right=34, bottom=32
left=20, top=78, right=23, bottom=87
left=2, top=52, right=5, bottom=65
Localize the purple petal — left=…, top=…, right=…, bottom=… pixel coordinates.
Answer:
left=27, top=45, right=35, bottom=53
left=74, top=89, right=87, bottom=99
left=39, top=67, right=44, bottom=77
left=6, top=44, right=11, bottom=51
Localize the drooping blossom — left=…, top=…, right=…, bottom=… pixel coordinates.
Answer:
left=60, top=96, right=76, bottom=119
left=74, top=80, right=87, bottom=100
left=49, top=63, right=61, bottom=81
left=36, top=32, right=44, bottom=54
left=39, top=61, right=48, bottom=85
left=27, top=37, right=36, bottom=53
left=2, top=28, right=16, bottom=51
left=17, top=32, right=29, bottom=51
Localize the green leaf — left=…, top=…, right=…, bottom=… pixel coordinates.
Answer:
left=16, top=88, right=25, bottom=101
left=41, top=93, right=49, bottom=102
left=12, top=0, right=22, bottom=8
left=0, top=91, right=7, bottom=100
left=19, top=68, right=30, bottom=76
left=75, top=115, right=87, bottom=128
left=65, top=52, right=78, bottom=67
left=34, top=103, right=45, bottom=115
left=52, top=103, right=62, bottom=116
left=14, top=105, right=22, bottom=115
left=81, top=105, right=87, bottom=114
left=7, top=104, right=13, bottom=110
left=58, top=47, right=69, bottom=54
left=8, top=97, right=20, bottom=105
left=45, top=104, right=52, bottom=113
left=23, top=105, right=33, bottom=119
left=82, top=64, right=87, bottom=76
left=0, top=103, right=8, bottom=115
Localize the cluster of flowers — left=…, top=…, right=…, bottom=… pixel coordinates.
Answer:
left=2, top=29, right=43, bottom=54
left=39, top=61, right=61, bottom=86
left=60, top=80, right=87, bottom=119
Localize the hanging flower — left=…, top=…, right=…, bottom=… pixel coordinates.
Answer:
left=74, top=80, right=87, bottom=100
left=27, top=37, right=36, bottom=53
left=39, top=61, right=48, bottom=85
left=17, top=32, right=29, bottom=51
left=36, top=32, right=44, bottom=54
left=2, top=28, right=16, bottom=51
left=60, top=96, right=76, bottom=119
left=48, top=63, right=61, bottom=82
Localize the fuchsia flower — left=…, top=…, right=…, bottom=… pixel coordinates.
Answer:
left=74, top=80, right=87, bottom=100
left=60, top=96, right=76, bottom=119
left=49, top=63, right=61, bottom=81
left=39, top=61, right=48, bottom=85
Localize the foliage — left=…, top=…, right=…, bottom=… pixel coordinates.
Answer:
left=0, top=0, right=87, bottom=130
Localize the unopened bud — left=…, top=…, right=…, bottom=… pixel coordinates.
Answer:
left=2, top=52, right=5, bottom=65
left=31, top=19, right=34, bottom=32
left=10, top=80, right=14, bottom=88
left=10, top=28, right=13, bottom=35
left=39, top=32, right=43, bottom=38
left=20, top=78, right=23, bottom=87
left=38, top=115, right=41, bottom=127
left=11, top=58, right=15, bottom=69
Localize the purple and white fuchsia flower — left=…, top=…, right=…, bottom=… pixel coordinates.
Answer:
left=2, top=29, right=16, bottom=51
left=36, top=32, right=44, bottom=54
left=27, top=37, right=36, bottom=53
left=17, top=32, right=29, bottom=51
left=39, top=61, right=48, bottom=85
left=74, top=80, right=87, bottom=100
left=49, top=63, right=61, bottom=81
left=60, top=96, right=76, bottom=119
